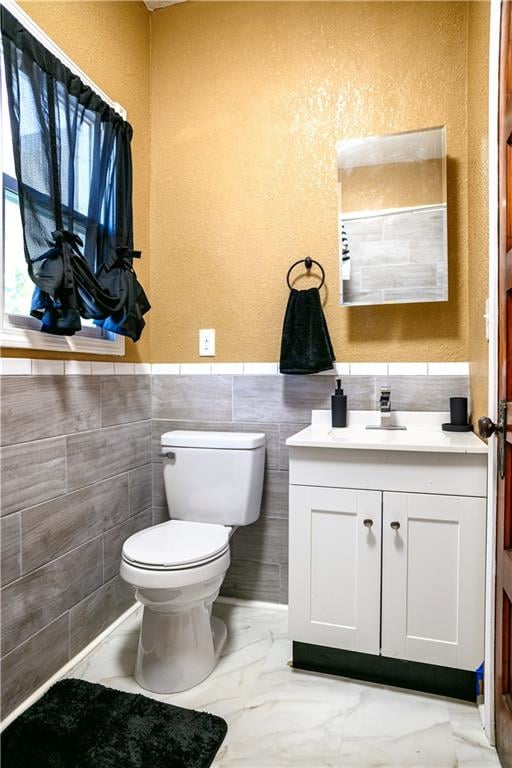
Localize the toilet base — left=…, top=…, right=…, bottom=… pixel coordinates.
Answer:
left=134, top=582, right=228, bottom=694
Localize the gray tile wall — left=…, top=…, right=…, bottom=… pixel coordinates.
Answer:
left=0, top=375, right=152, bottom=718
left=0, top=370, right=468, bottom=718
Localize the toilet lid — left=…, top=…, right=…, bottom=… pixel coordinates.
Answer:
left=122, top=520, right=230, bottom=569
left=161, top=430, right=265, bottom=450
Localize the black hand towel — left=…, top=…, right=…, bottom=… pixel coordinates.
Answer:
left=279, top=287, right=336, bottom=374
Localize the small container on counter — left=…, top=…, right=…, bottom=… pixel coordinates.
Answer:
left=331, top=378, right=347, bottom=428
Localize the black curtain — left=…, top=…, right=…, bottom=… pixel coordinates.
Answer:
left=1, top=7, right=150, bottom=340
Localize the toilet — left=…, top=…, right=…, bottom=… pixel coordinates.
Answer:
left=120, top=429, right=265, bottom=694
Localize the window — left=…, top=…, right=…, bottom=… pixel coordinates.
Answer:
left=0, top=26, right=125, bottom=354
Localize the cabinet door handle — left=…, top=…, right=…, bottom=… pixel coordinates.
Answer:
left=390, top=521, right=400, bottom=530
left=363, top=518, right=373, bottom=528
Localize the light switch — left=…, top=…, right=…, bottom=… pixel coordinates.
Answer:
left=199, top=329, right=215, bottom=356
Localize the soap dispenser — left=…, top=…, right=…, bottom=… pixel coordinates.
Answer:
left=331, top=378, right=347, bottom=428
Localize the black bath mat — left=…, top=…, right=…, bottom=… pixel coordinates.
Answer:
left=1, top=678, right=227, bottom=768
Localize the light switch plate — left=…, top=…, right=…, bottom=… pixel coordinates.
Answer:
left=199, top=328, right=215, bottom=356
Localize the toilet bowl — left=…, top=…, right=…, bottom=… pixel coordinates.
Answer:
left=120, top=430, right=265, bottom=694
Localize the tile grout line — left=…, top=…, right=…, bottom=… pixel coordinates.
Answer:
left=67, top=609, right=71, bottom=664
left=0, top=611, right=71, bottom=665
left=17, top=511, right=23, bottom=580
left=128, top=467, right=132, bottom=516
left=64, top=433, right=69, bottom=495
left=1, top=603, right=141, bottom=729
left=5, top=468, right=136, bottom=521
left=4, top=531, right=105, bottom=589
left=99, top=375, right=103, bottom=429
left=66, top=455, right=151, bottom=495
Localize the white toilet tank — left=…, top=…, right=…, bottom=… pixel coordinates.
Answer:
left=161, top=431, right=265, bottom=526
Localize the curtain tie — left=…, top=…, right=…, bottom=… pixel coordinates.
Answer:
left=31, top=230, right=83, bottom=265
left=52, top=229, right=84, bottom=252
left=102, top=246, right=141, bottom=273
left=51, top=229, right=84, bottom=292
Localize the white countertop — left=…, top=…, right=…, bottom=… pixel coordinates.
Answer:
left=285, top=411, right=488, bottom=455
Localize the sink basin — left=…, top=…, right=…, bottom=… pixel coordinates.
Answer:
left=328, top=428, right=448, bottom=446
left=285, top=411, right=486, bottom=455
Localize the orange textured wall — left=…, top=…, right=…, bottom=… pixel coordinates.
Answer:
left=3, top=1, right=151, bottom=362
left=150, top=1, right=469, bottom=363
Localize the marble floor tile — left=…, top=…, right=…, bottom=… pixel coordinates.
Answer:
left=68, top=603, right=286, bottom=735
left=335, top=683, right=457, bottom=767
left=447, top=700, right=501, bottom=768
left=221, top=639, right=360, bottom=767
left=64, top=602, right=497, bottom=768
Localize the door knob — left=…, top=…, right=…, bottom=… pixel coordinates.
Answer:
left=478, top=416, right=497, bottom=439
left=390, top=521, right=400, bottom=530
left=478, top=400, right=507, bottom=479
left=363, top=519, right=373, bottom=528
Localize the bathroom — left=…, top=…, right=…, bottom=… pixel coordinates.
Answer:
left=0, top=0, right=510, bottom=765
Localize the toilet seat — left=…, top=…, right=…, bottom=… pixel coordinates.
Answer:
left=122, top=519, right=230, bottom=571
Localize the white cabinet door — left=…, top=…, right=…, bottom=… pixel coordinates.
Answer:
left=381, top=492, right=486, bottom=670
left=288, top=485, right=381, bottom=654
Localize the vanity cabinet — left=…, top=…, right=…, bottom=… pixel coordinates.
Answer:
left=287, top=435, right=487, bottom=700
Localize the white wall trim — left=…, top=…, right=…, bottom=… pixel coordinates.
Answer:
left=0, top=359, right=472, bottom=377
left=216, top=595, right=288, bottom=612
left=0, top=602, right=140, bottom=732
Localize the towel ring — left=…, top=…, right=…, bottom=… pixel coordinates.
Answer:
left=286, top=257, right=325, bottom=290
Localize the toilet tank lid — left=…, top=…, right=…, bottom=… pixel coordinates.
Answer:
left=161, top=430, right=266, bottom=450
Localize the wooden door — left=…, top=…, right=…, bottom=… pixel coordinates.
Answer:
left=381, top=493, right=486, bottom=670
left=487, top=2, right=512, bottom=760
left=288, top=485, right=381, bottom=654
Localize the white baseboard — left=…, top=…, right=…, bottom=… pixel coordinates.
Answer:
left=217, top=595, right=288, bottom=612
left=1, top=602, right=141, bottom=732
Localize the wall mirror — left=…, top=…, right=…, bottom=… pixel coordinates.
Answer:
left=337, top=126, right=448, bottom=306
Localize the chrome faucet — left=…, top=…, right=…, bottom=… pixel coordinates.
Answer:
left=379, top=387, right=392, bottom=427
left=366, top=386, right=407, bottom=430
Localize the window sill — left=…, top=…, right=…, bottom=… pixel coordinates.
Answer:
left=0, top=322, right=125, bottom=355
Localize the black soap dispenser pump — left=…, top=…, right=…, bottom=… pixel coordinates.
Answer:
left=331, top=378, right=347, bottom=428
